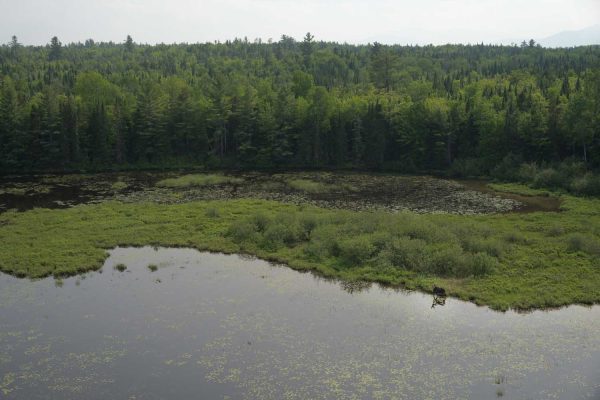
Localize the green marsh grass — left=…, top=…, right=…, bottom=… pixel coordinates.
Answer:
left=111, top=181, right=128, bottom=191
left=0, top=186, right=598, bottom=311
left=286, top=179, right=357, bottom=193
left=156, top=174, right=243, bottom=188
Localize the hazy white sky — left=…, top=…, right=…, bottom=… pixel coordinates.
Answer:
left=1, top=0, right=598, bottom=45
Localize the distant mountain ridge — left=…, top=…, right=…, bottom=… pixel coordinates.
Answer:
left=538, top=24, right=600, bottom=48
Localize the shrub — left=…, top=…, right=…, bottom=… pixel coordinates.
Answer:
left=517, top=162, right=539, bottom=183
left=449, top=158, right=487, bottom=178
left=298, top=213, right=319, bottom=240
left=534, top=168, right=570, bottom=189
left=396, top=220, right=456, bottom=244
left=262, top=222, right=302, bottom=250
left=428, top=244, right=466, bottom=276
left=303, top=225, right=341, bottom=260
left=461, top=237, right=506, bottom=258
left=490, top=153, right=523, bottom=181
left=383, top=237, right=427, bottom=271
left=252, top=212, right=270, bottom=233
left=336, top=235, right=376, bottom=266
left=503, top=232, right=528, bottom=244
left=512, top=160, right=599, bottom=197
left=468, top=252, right=498, bottom=277
left=557, top=160, right=586, bottom=178
left=570, top=173, right=600, bottom=196
left=114, top=263, right=127, bottom=272
left=566, top=233, right=600, bottom=256
left=204, top=207, right=220, bottom=218
left=227, top=220, right=260, bottom=243
left=546, top=224, right=565, bottom=237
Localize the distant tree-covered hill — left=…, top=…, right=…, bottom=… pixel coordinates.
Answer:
left=0, top=34, right=599, bottom=174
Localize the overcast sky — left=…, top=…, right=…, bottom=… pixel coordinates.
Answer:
left=1, top=0, right=598, bottom=46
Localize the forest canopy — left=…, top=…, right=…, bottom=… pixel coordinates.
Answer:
left=0, top=34, right=599, bottom=178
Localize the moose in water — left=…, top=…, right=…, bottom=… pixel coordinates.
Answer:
left=431, top=286, right=447, bottom=308
left=432, top=286, right=446, bottom=297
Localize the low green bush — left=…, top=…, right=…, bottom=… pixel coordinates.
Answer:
left=114, top=263, right=127, bottom=272
left=337, top=235, right=376, bottom=266
left=204, top=207, right=220, bottom=218
left=490, top=158, right=599, bottom=198
left=490, top=154, right=524, bottom=181
left=468, top=252, right=498, bottom=277
left=531, top=168, right=567, bottom=189
left=381, top=237, right=427, bottom=271
left=227, top=220, right=260, bottom=243
left=566, top=233, right=600, bottom=256
left=449, top=158, right=487, bottom=178
left=228, top=208, right=501, bottom=279
left=570, top=173, right=600, bottom=196
left=460, top=237, right=506, bottom=258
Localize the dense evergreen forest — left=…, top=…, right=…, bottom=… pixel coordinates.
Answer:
left=0, top=34, right=599, bottom=181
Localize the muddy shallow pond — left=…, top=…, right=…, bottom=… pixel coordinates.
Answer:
left=0, top=172, right=560, bottom=215
left=0, top=248, right=598, bottom=399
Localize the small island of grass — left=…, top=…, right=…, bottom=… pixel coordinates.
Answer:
left=156, top=174, right=244, bottom=188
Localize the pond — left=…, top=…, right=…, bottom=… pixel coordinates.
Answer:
left=0, top=172, right=560, bottom=215
left=1, top=247, right=598, bottom=399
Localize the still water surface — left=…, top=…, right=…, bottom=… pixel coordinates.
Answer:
left=1, top=247, right=598, bottom=399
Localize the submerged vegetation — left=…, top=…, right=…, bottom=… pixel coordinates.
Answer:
left=0, top=184, right=598, bottom=310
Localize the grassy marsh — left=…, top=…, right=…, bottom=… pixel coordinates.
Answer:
left=111, top=181, right=129, bottom=191
left=156, top=174, right=244, bottom=188
left=0, top=184, right=598, bottom=311
left=285, top=178, right=357, bottom=194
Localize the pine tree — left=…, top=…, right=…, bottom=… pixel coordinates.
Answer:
left=301, top=32, right=314, bottom=68
left=9, top=35, right=20, bottom=58
left=49, top=36, right=62, bottom=61
left=125, top=35, right=134, bottom=52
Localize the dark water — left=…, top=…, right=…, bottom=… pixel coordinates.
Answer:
left=0, top=247, right=598, bottom=399
left=0, top=173, right=158, bottom=212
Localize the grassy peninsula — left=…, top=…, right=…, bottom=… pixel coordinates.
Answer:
left=0, top=183, right=598, bottom=311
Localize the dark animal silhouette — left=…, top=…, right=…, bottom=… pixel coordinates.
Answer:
left=432, top=286, right=446, bottom=297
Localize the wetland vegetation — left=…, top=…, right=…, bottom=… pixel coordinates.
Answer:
left=156, top=174, right=244, bottom=188
left=0, top=172, right=598, bottom=311
left=1, top=6, right=599, bottom=399
left=0, top=33, right=598, bottom=313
